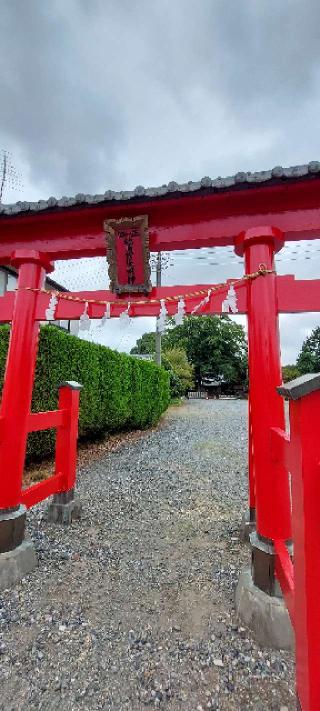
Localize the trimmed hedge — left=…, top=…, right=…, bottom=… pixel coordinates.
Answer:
left=0, top=325, right=170, bottom=462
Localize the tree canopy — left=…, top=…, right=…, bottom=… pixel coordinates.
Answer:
left=131, top=331, right=156, bottom=356
left=131, top=315, right=247, bottom=387
left=162, top=348, right=194, bottom=395
left=281, top=364, right=300, bottom=383
left=297, top=326, right=320, bottom=374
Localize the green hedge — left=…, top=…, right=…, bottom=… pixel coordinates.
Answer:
left=0, top=325, right=170, bottom=462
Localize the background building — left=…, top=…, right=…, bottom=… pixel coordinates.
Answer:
left=0, top=266, right=79, bottom=336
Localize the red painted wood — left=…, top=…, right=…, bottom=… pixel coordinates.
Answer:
left=55, top=386, right=81, bottom=491
left=248, top=397, right=256, bottom=511
left=270, top=426, right=299, bottom=480
left=0, top=178, right=320, bottom=259
left=240, top=227, right=291, bottom=541
left=21, top=472, right=64, bottom=508
left=0, top=275, right=318, bottom=324
left=33, top=281, right=247, bottom=319
left=1, top=274, right=320, bottom=324
left=27, top=409, right=66, bottom=432
left=277, top=276, right=320, bottom=313
left=288, top=392, right=320, bottom=711
left=274, top=539, right=294, bottom=624
left=0, top=252, right=52, bottom=508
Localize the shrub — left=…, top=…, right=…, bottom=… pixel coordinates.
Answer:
left=282, top=364, right=300, bottom=383
left=162, top=348, right=194, bottom=394
left=0, top=325, right=170, bottom=463
left=168, top=371, right=185, bottom=398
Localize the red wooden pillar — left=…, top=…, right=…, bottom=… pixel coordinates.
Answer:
left=235, top=227, right=292, bottom=592
left=248, top=395, right=256, bottom=517
left=47, top=381, right=83, bottom=525
left=240, top=396, right=256, bottom=541
left=277, top=374, right=320, bottom=711
left=55, top=381, right=82, bottom=492
left=289, top=385, right=320, bottom=711
left=0, top=250, right=53, bottom=510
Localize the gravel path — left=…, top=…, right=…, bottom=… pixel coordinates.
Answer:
left=0, top=400, right=295, bottom=710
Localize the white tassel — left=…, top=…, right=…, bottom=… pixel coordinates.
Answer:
left=191, top=289, right=212, bottom=314
left=119, top=302, right=131, bottom=328
left=79, top=301, right=91, bottom=331
left=99, top=302, right=111, bottom=327
left=174, top=297, right=185, bottom=326
left=45, top=292, right=58, bottom=321
left=158, top=299, right=168, bottom=333
left=221, top=283, right=238, bottom=314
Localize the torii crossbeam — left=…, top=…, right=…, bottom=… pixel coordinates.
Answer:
left=0, top=274, right=319, bottom=320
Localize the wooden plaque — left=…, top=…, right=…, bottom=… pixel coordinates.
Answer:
left=104, top=215, right=152, bottom=294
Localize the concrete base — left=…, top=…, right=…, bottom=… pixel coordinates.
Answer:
left=46, top=490, right=82, bottom=525
left=239, top=510, right=256, bottom=543
left=0, top=538, right=37, bottom=591
left=0, top=504, right=27, bottom=553
left=235, top=568, right=294, bottom=650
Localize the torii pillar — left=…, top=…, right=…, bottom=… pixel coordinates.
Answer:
left=0, top=250, right=53, bottom=589
left=234, top=227, right=293, bottom=648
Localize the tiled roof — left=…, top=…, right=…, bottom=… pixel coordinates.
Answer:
left=1, top=161, right=320, bottom=217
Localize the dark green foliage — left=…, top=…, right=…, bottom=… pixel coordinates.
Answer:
left=161, top=349, right=194, bottom=397
left=131, top=331, right=156, bottom=355
left=297, top=326, right=320, bottom=374
left=131, top=315, right=248, bottom=389
left=282, top=364, right=300, bottom=383
left=0, top=325, right=170, bottom=463
left=162, top=315, right=247, bottom=386
left=167, top=371, right=185, bottom=398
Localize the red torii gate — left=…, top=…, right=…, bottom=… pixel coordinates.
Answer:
left=1, top=161, right=320, bottom=708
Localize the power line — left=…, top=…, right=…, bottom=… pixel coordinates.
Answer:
left=54, top=242, right=320, bottom=294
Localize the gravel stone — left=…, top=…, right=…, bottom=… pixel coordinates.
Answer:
left=0, top=400, right=294, bottom=710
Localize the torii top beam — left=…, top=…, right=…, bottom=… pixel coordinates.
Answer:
left=0, top=162, right=320, bottom=262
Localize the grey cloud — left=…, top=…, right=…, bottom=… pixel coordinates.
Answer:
left=2, top=0, right=320, bottom=198
left=2, top=1, right=320, bottom=362
left=0, top=0, right=127, bottom=193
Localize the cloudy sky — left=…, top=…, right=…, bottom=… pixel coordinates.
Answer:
left=1, top=0, right=320, bottom=363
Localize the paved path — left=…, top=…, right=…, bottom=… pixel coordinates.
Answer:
left=0, top=400, right=294, bottom=710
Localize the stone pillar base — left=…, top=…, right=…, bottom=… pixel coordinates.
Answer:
left=235, top=567, right=294, bottom=649
left=46, top=489, right=82, bottom=525
left=239, top=508, right=256, bottom=543
left=0, top=504, right=37, bottom=590
left=0, top=538, right=37, bottom=591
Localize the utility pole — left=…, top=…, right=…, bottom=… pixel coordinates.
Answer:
left=155, top=252, right=162, bottom=365
left=151, top=250, right=171, bottom=366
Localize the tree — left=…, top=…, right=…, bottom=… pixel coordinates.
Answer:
left=131, top=331, right=156, bottom=355
left=131, top=315, right=247, bottom=388
left=297, top=326, right=320, bottom=374
left=282, top=364, right=300, bottom=382
left=162, top=348, right=194, bottom=394
left=162, top=315, right=247, bottom=387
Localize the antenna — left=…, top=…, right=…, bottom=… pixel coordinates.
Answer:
left=0, top=150, right=23, bottom=203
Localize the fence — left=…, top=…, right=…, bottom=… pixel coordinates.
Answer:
left=270, top=373, right=320, bottom=711
left=187, top=390, right=208, bottom=399
left=19, top=381, right=81, bottom=509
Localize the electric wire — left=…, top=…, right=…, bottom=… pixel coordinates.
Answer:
left=53, top=243, right=320, bottom=293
